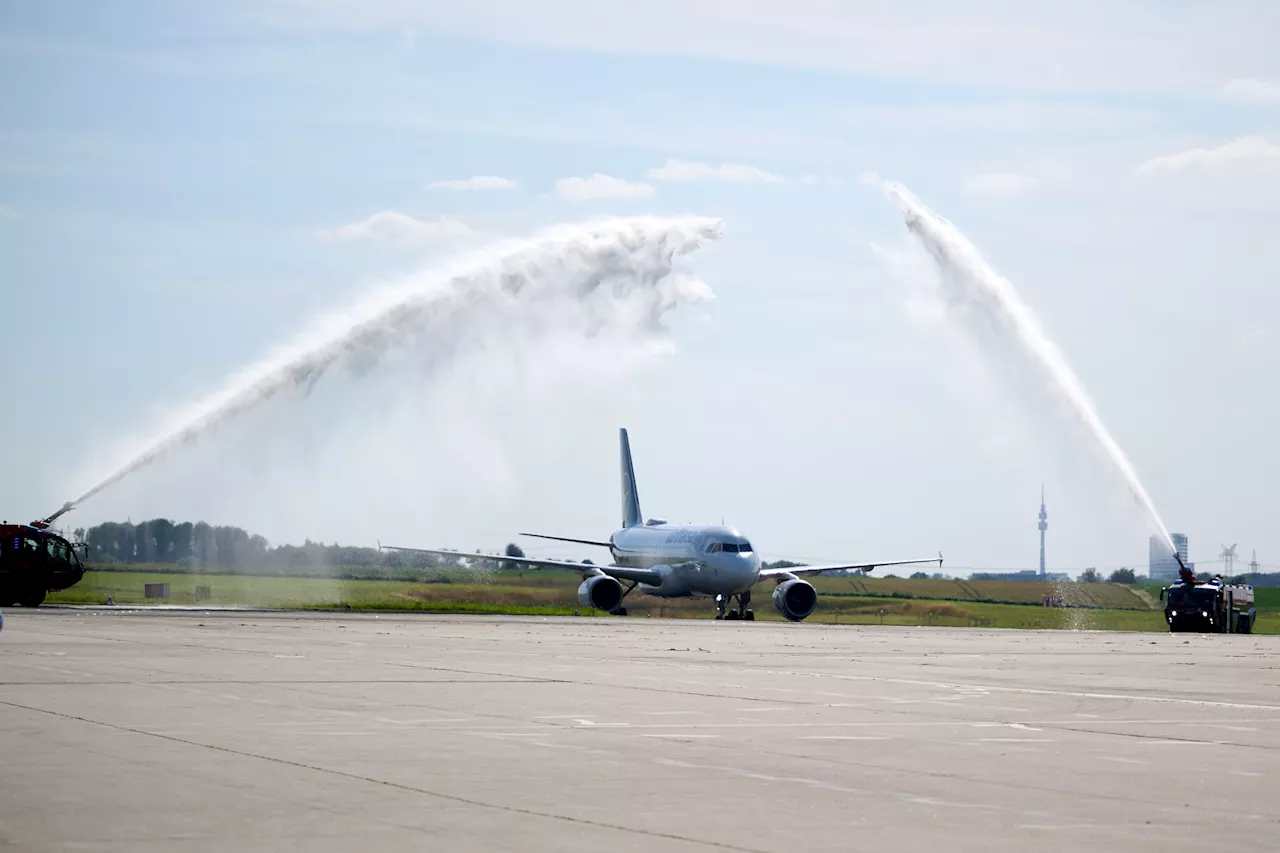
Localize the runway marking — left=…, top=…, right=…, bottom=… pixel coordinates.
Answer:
left=903, top=796, right=1001, bottom=811
left=373, top=717, right=474, bottom=726
left=1097, top=756, right=1146, bottom=765
left=975, top=738, right=1057, bottom=744
left=734, top=707, right=793, bottom=713
left=656, top=757, right=1001, bottom=812
left=655, top=758, right=870, bottom=796
left=815, top=673, right=1280, bottom=712
left=971, top=723, right=1043, bottom=731
left=546, top=655, right=1280, bottom=714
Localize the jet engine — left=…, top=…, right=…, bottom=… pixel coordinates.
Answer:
left=772, top=578, right=818, bottom=622
left=578, top=575, right=625, bottom=613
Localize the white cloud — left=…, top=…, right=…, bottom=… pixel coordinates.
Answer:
left=426, top=175, right=519, bottom=191
left=1222, top=77, right=1280, bottom=103
left=647, top=159, right=783, bottom=183
left=1136, top=135, right=1280, bottom=175
left=555, top=174, right=656, bottom=200
left=316, top=211, right=474, bottom=244
left=965, top=172, right=1039, bottom=197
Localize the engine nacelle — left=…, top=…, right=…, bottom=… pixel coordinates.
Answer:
left=578, top=574, right=625, bottom=613
left=773, top=578, right=818, bottom=622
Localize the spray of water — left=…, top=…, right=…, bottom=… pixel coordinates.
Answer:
left=878, top=180, right=1177, bottom=557
left=66, top=215, right=722, bottom=511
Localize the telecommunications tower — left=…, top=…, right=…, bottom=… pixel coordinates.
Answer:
left=1038, top=485, right=1048, bottom=578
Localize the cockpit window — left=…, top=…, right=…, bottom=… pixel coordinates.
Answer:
left=706, top=542, right=722, bottom=553
left=723, top=543, right=739, bottom=553
left=740, top=541, right=753, bottom=553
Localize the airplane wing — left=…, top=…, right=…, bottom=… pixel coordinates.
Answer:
left=518, top=532, right=614, bottom=549
left=379, top=544, right=663, bottom=586
left=758, top=554, right=943, bottom=580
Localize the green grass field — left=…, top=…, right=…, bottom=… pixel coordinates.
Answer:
left=43, top=568, right=1279, bottom=633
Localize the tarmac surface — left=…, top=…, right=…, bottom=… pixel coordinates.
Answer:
left=3, top=609, right=1279, bottom=852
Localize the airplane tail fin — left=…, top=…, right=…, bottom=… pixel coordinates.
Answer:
left=620, top=428, right=643, bottom=528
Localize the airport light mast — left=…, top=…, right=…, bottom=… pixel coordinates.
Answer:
left=1038, top=484, right=1048, bottom=578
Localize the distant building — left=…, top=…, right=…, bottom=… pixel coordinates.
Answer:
left=969, top=570, right=1070, bottom=582
left=1149, top=533, right=1192, bottom=581
left=972, top=569, right=1042, bottom=582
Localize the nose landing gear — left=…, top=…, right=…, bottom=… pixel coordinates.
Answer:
left=715, top=590, right=755, bottom=622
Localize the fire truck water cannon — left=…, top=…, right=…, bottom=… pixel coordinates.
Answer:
left=33, top=502, right=76, bottom=529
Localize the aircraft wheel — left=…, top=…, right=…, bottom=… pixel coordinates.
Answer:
left=725, top=610, right=740, bottom=621
left=744, top=610, right=755, bottom=621
left=614, top=607, right=628, bottom=617
left=18, top=590, right=46, bottom=608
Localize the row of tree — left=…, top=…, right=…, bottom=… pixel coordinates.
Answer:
left=78, top=521, right=271, bottom=567
left=74, top=519, right=514, bottom=573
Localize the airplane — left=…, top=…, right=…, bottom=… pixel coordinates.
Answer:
left=381, top=428, right=942, bottom=622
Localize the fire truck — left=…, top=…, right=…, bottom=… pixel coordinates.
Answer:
left=0, top=509, right=86, bottom=608
left=1160, top=568, right=1256, bottom=634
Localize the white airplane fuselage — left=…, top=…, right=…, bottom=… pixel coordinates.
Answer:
left=608, top=522, right=761, bottom=599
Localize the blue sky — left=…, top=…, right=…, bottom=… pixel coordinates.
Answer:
left=3, top=1, right=1278, bottom=574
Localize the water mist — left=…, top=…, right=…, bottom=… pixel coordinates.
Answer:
left=879, top=180, right=1178, bottom=558
left=65, top=216, right=722, bottom=512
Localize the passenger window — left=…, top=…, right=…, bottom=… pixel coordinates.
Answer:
left=24, top=537, right=44, bottom=555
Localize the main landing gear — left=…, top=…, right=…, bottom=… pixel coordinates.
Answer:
left=715, top=590, right=754, bottom=621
